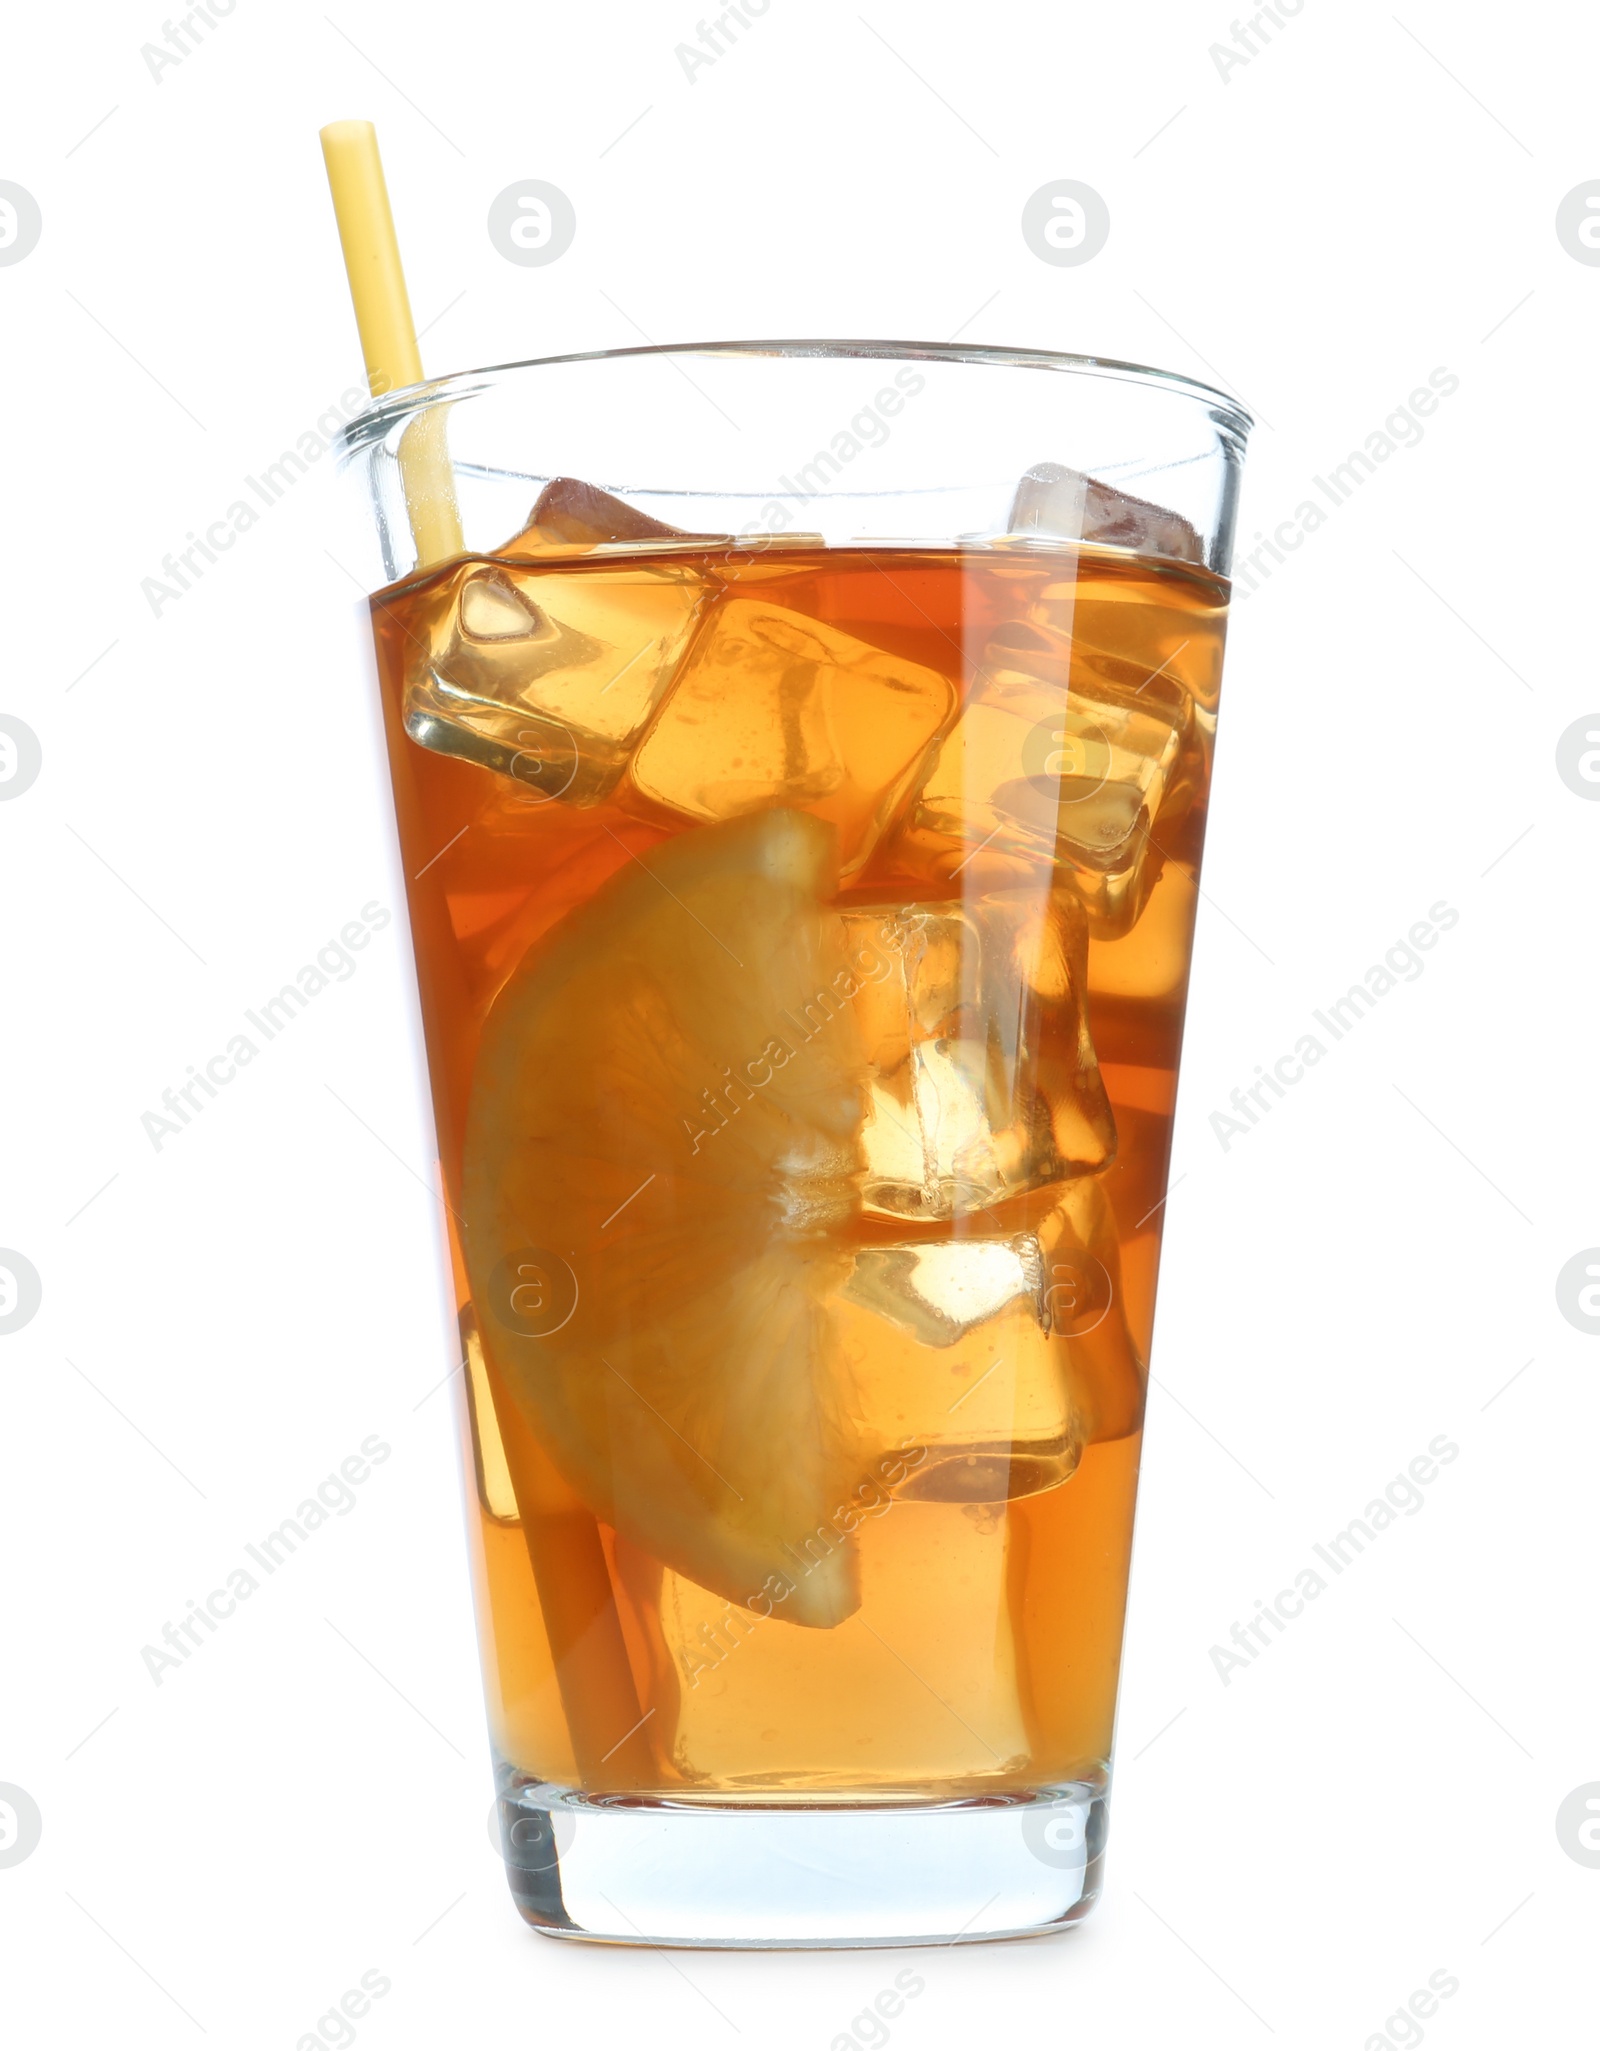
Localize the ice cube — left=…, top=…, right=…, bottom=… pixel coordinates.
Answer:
left=1005, top=461, right=1204, bottom=567
left=1085, top=858, right=1197, bottom=1012
left=834, top=1233, right=1081, bottom=1503
left=829, top=1178, right=1145, bottom=1506
left=841, top=888, right=1115, bottom=1222
left=991, top=611, right=1198, bottom=746
left=1017, top=556, right=1221, bottom=828
left=1037, top=1179, right=1146, bottom=1444
left=402, top=557, right=712, bottom=803
left=501, top=476, right=731, bottom=558
left=843, top=1236, right=1043, bottom=1346
left=627, top=600, right=956, bottom=876
left=892, top=622, right=1189, bottom=936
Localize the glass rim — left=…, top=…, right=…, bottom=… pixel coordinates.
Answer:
left=340, top=337, right=1254, bottom=455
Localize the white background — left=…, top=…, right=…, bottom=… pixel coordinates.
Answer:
left=3, top=1, right=1597, bottom=2045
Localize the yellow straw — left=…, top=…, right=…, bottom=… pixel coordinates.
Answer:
left=320, top=120, right=463, bottom=567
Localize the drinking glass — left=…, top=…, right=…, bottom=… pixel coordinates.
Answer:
left=343, top=341, right=1250, bottom=1946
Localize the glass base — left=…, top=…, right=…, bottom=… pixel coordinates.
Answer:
left=494, top=1771, right=1108, bottom=1948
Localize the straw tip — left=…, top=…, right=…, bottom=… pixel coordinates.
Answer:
left=320, top=119, right=377, bottom=150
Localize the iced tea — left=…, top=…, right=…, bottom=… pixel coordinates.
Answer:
left=368, top=477, right=1226, bottom=1828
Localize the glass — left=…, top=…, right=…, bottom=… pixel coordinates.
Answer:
left=344, top=341, right=1250, bottom=1947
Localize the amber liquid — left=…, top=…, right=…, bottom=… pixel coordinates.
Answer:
left=371, top=539, right=1227, bottom=1799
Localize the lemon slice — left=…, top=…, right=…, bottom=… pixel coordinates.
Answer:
left=463, top=808, right=878, bottom=1628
